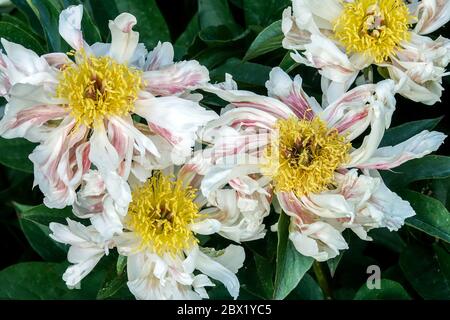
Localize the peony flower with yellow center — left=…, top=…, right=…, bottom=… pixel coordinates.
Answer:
left=282, top=0, right=450, bottom=105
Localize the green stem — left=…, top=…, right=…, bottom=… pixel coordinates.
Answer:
left=313, top=261, right=332, bottom=300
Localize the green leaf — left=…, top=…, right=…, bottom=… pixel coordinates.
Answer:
left=369, top=228, right=406, bottom=253
left=400, top=244, right=450, bottom=299
left=198, top=0, right=235, bottom=29
left=244, top=20, right=283, bottom=61
left=194, top=47, right=241, bottom=70
left=380, top=117, right=443, bottom=147
left=273, top=212, right=314, bottom=299
left=86, top=0, right=119, bottom=38
left=0, top=21, right=45, bottom=54
left=0, top=137, right=36, bottom=173
left=10, top=0, right=44, bottom=35
left=287, top=274, right=324, bottom=300
left=174, top=13, right=200, bottom=59
left=354, top=279, right=411, bottom=300
left=327, top=253, right=344, bottom=278
left=0, top=262, right=106, bottom=299
left=116, top=255, right=127, bottom=275
left=279, top=52, right=299, bottom=73
left=30, top=0, right=69, bottom=52
left=400, top=190, right=450, bottom=243
left=1, top=13, right=41, bottom=38
left=210, top=58, right=271, bottom=87
left=253, top=253, right=274, bottom=299
left=199, top=25, right=249, bottom=46
left=430, top=178, right=450, bottom=210
left=15, top=204, right=75, bottom=261
left=97, top=268, right=127, bottom=300
left=115, top=0, right=170, bottom=49
left=382, top=156, right=450, bottom=189
left=243, top=0, right=290, bottom=27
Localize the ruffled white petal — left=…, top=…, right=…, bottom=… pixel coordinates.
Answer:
left=355, top=130, right=446, bottom=170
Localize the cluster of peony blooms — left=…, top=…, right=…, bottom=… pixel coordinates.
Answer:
left=0, top=2, right=447, bottom=299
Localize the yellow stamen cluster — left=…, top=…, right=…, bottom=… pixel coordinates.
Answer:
left=262, top=117, right=351, bottom=197
left=126, top=173, right=199, bottom=256
left=333, top=0, right=411, bottom=63
left=56, top=52, right=142, bottom=127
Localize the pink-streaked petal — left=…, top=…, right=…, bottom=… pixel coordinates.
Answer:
left=134, top=96, right=217, bottom=163
left=29, top=118, right=88, bottom=208
left=0, top=104, right=67, bottom=142
left=265, top=67, right=321, bottom=120
left=321, top=79, right=396, bottom=142
left=145, top=41, right=174, bottom=71
left=143, top=60, right=209, bottom=96
left=354, top=130, right=446, bottom=170
left=202, top=83, right=295, bottom=120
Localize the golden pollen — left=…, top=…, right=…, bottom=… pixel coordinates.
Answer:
left=126, top=173, right=199, bottom=256
left=333, top=0, right=411, bottom=63
left=56, top=52, right=142, bottom=127
left=262, top=117, right=351, bottom=197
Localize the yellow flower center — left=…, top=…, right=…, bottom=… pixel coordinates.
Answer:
left=56, top=52, right=142, bottom=127
left=262, top=117, right=351, bottom=197
left=126, top=173, right=199, bottom=256
left=333, top=0, right=411, bottom=63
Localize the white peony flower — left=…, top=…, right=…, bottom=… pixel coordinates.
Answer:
left=282, top=0, right=450, bottom=105
left=50, top=169, right=245, bottom=300
left=0, top=5, right=217, bottom=209
left=199, top=68, right=446, bottom=261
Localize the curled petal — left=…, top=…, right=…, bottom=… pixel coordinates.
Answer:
left=59, top=5, right=85, bottom=51
left=108, top=13, right=139, bottom=63
left=414, top=0, right=450, bottom=35
left=265, top=67, right=321, bottom=119
left=145, top=41, right=174, bottom=71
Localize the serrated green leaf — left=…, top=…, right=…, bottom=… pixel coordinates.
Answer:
left=380, top=117, right=443, bottom=147
left=400, top=190, right=450, bottom=243
left=354, top=279, right=411, bottom=300
left=400, top=244, right=450, bottom=299
left=0, top=137, right=36, bottom=173
left=244, top=20, right=283, bottom=61
left=273, top=212, right=313, bottom=299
